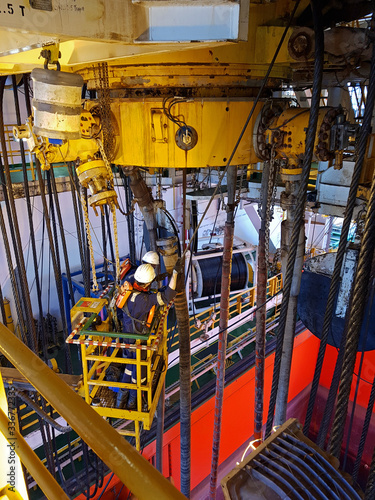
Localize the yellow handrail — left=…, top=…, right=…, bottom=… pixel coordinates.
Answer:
left=0, top=323, right=185, bottom=500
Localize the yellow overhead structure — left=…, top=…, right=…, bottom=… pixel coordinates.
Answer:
left=111, top=98, right=263, bottom=169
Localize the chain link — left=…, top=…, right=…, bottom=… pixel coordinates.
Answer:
left=264, top=145, right=281, bottom=273
left=95, top=62, right=115, bottom=162
left=110, top=203, right=120, bottom=284
left=80, top=191, right=99, bottom=292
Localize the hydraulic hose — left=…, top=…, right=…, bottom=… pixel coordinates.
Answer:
left=265, top=0, right=324, bottom=438
left=15, top=389, right=72, bottom=433
left=303, top=22, right=375, bottom=436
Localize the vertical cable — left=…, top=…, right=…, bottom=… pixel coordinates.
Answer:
left=266, top=0, right=324, bottom=438
left=304, top=25, right=375, bottom=435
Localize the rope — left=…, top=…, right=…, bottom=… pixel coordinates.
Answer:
left=330, top=187, right=375, bottom=457
left=329, top=37, right=375, bottom=459
left=303, top=24, right=375, bottom=436
left=35, top=160, right=73, bottom=373
left=352, top=373, right=375, bottom=483
left=316, top=328, right=348, bottom=449
left=265, top=0, right=324, bottom=438
left=49, top=167, right=76, bottom=309
left=67, top=163, right=91, bottom=297
left=365, top=446, right=375, bottom=500
left=17, top=74, right=49, bottom=361
left=0, top=76, right=37, bottom=351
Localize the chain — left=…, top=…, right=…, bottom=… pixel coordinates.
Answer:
left=95, top=62, right=115, bottom=162
left=96, top=138, right=114, bottom=185
left=80, top=191, right=99, bottom=292
left=264, top=145, right=281, bottom=273
left=110, top=203, right=120, bottom=284
left=235, top=166, right=246, bottom=206
left=96, top=137, right=120, bottom=283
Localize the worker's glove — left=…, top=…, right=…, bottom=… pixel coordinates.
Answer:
left=173, top=258, right=184, bottom=274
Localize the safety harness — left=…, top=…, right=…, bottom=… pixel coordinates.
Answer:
left=116, top=281, right=156, bottom=334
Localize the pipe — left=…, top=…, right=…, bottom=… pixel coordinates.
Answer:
left=274, top=222, right=304, bottom=426
left=209, top=165, right=237, bottom=499
left=0, top=406, right=69, bottom=500
left=123, top=166, right=158, bottom=251
left=0, top=323, right=185, bottom=500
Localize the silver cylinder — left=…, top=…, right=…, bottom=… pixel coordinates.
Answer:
left=31, top=68, right=83, bottom=140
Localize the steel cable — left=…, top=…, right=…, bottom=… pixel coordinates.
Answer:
left=330, top=187, right=375, bottom=458
left=67, top=163, right=90, bottom=297
left=265, top=0, right=324, bottom=438
left=35, top=160, right=73, bottom=373
left=49, top=167, right=76, bottom=309
left=0, top=204, right=26, bottom=341
left=303, top=26, right=375, bottom=436
left=365, top=446, right=375, bottom=500
left=316, top=328, right=348, bottom=449
left=352, top=373, right=375, bottom=483
left=14, top=74, right=49, bottom=361
left=0, top=76, right=37, bottom=351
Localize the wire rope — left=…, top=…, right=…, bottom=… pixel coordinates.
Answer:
left=266, top=0, right=324, bottom=438
left=304, top=22, right=375, bottom=435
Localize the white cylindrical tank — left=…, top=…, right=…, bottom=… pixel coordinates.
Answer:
left=31, top=68, right=83, bottom=140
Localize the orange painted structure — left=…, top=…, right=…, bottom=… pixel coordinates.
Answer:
left=77, top=330, right=375, bottom=498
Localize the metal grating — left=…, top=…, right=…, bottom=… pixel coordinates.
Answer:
left=222, top=419, right=363, bottom=500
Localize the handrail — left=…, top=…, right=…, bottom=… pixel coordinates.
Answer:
left=168, top=274, right=283, bottom=352
left=0, top=323, right=185, bottom=500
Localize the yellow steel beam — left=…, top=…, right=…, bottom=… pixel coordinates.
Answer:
left=0, top=323, right=185, bottom=500
left=0, top=407, right=69, bottom=500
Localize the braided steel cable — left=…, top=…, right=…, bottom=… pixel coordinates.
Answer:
left=352, top=374, right=375, bottom=483
left=303, top=31, right=375, bottom=436
left=265, top=0, right=324, bottom=438
left=49, top=167, right=76, bottom=309
left=17, top=74, right=49, bottom=360
left=0, top=76, right=37, bottom=351
left=35, top=160, right=72, bottom=373
left=330, top=184, right=375, bottom=458
left=67, top=163, right=90, bottom=297
left=365, top=446, right=375, bottom=500
left=316, top=329, right=348, bottom=449
left=0, top=204, right=26, bottom=341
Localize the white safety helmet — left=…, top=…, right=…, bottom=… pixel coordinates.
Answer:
left=142, top=251, right=160, bottom=266
left=134, top=263, right=156, bottom=284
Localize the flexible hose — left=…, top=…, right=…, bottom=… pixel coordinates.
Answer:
left=265, top=0, right=324, bottom=438
left=15, top=389, right=72, bottom=433
left=303, top=25, right=375, bottom=436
